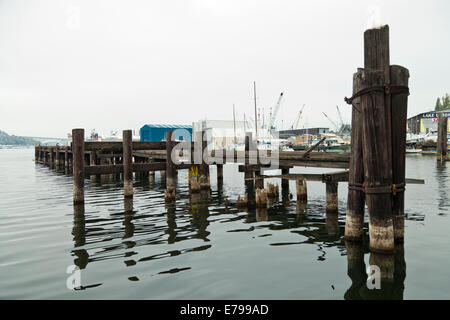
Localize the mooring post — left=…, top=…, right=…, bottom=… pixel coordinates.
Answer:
left=50, top=146, right=56, bottom=166
left=325, top=182, right=338, bottom=213
left=64, top=146, right=69, bottom=167
left=123, top=130, right=133, bottom=198
left=165, top=130, right=176, bottom=201
left=345, top=69, right=365, bottom=241
left=391, top=65, right=410, bottom=242
left=281, top=168, right=290, bottom=202
left=362, top=25, right=395, bottom=253
left=189, top=134, right=201, bottom=193
left=35, top=145, right=39, bottom=162
left=437, top=112, right=448, bottom=162
left=296, top=178, right=307, bottom=202
left=72, top=129, right=85, bottom=204
left=199, top=130, right=211, bottom=190
left=217, top=164, right=224, bottom=184
left=244, top=132, right=255, bottom=207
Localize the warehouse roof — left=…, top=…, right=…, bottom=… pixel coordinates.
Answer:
left=140, top=124, right=192, bottom=129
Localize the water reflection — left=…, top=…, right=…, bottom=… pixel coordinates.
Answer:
left=344, top=241, right=406, bottom=300
left=436, top=162, right=449, bottom=214
left=67, top=167, right=411, bottom=299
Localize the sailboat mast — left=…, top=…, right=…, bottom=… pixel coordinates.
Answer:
left=233, top=104, right=237, bottom=144
left=253, top=81, right=258, bottom=141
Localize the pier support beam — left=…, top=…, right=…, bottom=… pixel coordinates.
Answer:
left=217, top=164, right=223, bottom=184
left=281, top=168, right=290, bottom=202
left=72, top=129, right=85, bottom=204
left=165, top=130, right=176, bottom=201
left=123, top=130, right=133, bottom=198
left=296, top=178, right=307, bottom=202
left=199, top=130, right=210, bottom=190
left=244, top=133, right=255, bottom=207
left=64, top=147, right=69, bottom=167
left=255, top=169, right=264, bottom=189
left=325, top=182, right=338, bottom=213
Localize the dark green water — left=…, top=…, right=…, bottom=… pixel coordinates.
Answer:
left=0, top=148, right=449, bottom=299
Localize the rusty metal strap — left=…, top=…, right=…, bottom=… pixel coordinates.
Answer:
left=348, top=182, right=405, bottom=195
left=344, top=85, right=409, bottom=105
left=348, top=182, right=364, bottom=192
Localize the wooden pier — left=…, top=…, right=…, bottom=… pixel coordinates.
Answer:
left=34, top=25, right=425, bottom=254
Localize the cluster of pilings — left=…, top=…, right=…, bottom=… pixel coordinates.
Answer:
left=36, top=127, right=357, bottom=214
left=344, top=25, right=410, bottom=254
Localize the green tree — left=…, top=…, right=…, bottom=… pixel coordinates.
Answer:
left=435, top=93, right=450, bottom=111
left=442, top=93, right=450, bottom=110
left=435, top=97, right=442, bottom=111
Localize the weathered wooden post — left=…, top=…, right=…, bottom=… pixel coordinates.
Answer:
left=72, top=129, right=85, bottom=204
left=50, top=146, right=56, bottom=166
left=217, top=164, right=224, bottom=184
left=391, top=65, right=410, bottom=243
left=362, top=26, right=394, bottom=253
left=296, top=178, right=307, bottom=202
left=437, top=112, right=448, bottom=162
left=123, top=130, right=133, bottom=198
left=64, top=146, right=69, bottom=167
left=164, top=130, right=176, bottom=201
left=345, top=69, right=365, bottom=241
left=35, top=145, right=39, bottom=162
left=244, top=132, right=255, bottom=207
left=255, top=169, right=264, bottom=189
left=199, top=130, right=211, bottom=190
left=325, top=182, right=338, bottom=213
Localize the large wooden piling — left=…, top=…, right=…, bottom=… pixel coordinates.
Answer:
left=345, top=69, right=365, bottom=241
left=391, top=65, right=410, bottom=243
left=72, top=129, right=85, bottom=204
left=123, top=130, right=133, bottom=198
left=64, top=146, right=69, bottom=167
left=362, top=26, right=394, bottom=253
left=165, top=130, right=176, bottom=201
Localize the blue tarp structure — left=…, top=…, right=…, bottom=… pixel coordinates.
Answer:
left=139, top=124, right=192, bottom=142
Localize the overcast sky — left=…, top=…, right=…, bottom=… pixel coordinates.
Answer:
left=1, top=0, right=449, bottom=138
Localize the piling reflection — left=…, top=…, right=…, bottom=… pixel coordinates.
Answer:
left=72, top=204, right=88, bottom=270
left=436, top=162, right=448, bottom=213
left=344, top=241, right=406, bottom=300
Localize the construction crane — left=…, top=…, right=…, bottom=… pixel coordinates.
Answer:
left=269, top=92, right=285, bottom=130
left=322, top=112, right=340, bottom=132
left=291, top=104, right=306, bottom=130
left=336, top=105, right=345, bottom=133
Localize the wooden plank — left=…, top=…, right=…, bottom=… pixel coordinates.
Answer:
left=302, top=137, right=326, bottom=158
left=84, top=141, right=174, bottom=151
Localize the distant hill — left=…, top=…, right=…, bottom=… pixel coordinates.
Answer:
left=0, top=130, right=37, bottom=146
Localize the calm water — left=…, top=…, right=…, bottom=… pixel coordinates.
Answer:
left=0, top=148, right=449, bottom=299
